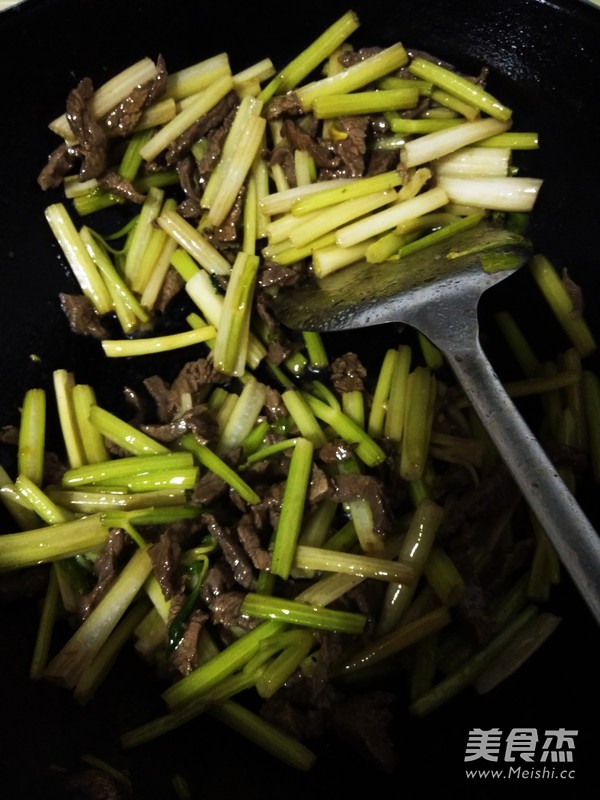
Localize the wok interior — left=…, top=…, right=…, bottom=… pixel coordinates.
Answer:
left=0, top=0, right=598, bottom=797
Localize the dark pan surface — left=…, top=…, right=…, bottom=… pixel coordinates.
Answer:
left=1, top=1, right=599, bottom=797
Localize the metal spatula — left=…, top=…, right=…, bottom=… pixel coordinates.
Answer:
left=271, top=221, right=600, bottom=624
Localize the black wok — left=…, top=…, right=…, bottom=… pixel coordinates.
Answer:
left=0, top=0, right=598, bottom=797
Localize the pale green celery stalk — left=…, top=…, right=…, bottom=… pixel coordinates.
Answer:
left=314, top=238, right=378, bottom=278
left=423, top=544, right=467, bottom=606
left=140, top=234, right=179, bottom=310
left=298, top=500, right=338, bottom=549
left=94, top=467, right=198, bottom=493
left=410, top=605, right=538, bottom=716
left=241, top=437, right=299, bottom=468
left=50, top=57, right=159, bottom=140
left=260, top=178, right=354, bottom=217
left=294, top=544, right=414, bottom=584
left=401, top=117, right=509, bottom=169
left=163, top=618, right=285, bottom=709
left=341, top=605, right=451, bottom=674
left=293, top=171, right=404, bottom=217
left=0, top=513, right=109, bottom=572
left=132, top=212, right=176, bottom=296
left=122, top=669, right=258, bottom=748
left=323, top=519, right=359, bottom=552
left=302, top=331, right=328, bottom=370
left=61, top=452, right=192, bottom=487
left=313, top=87, right=419, bottom=119
left=15, top=474, right=72, bottom=524
left=80, top=225, right=150, bottom=333
left=176, top=432, right=260, bottom=505
left=266, top=232, right=338, bottom=267
left=409, top=632, right=439, bottom=701
left=295, top=570, right=364, bottom=607
left=259, top=9, right=360, bottom=101
left=74, top=599, right=151, bottom=705
left=242, top=419, right=270, bottom=458
left=0, top=466, right=40, bottom=530
left=118, top=127, right=157, bottom=181
left=378, top=76, right=433, bottom=94
left=18, top=388, right=46, bottom=485
left=375, top=498, right=444, bottom=637
left=30, top=565, right=60, bottom=680
left=418, top=333, right=444, bottom=370
left=121, top=507, right=200, bottom=527
left=529, top=253, right=597, bottom=358
left=205, top=113, right=267, bottom=228
left=241, top=592, right=366, bottom=635
left=479, top=131, right=539, bottom=149
left=494, top=310, right=542, bottom=377
left=46, top=486, right=186, bottom=514
left=295, top=43, right=409, bottom=112
left=102, top=325, right=216, bottom=358
left=435, top=146, right=510, bottom=178
left=436, top=175, right=542, bottom=213
left=44, top=546, right=153, bottom=689
left=53, top=369, right=86, bottom=469
left=367, top=348, right=397, bottom=438
left=294, top=148, right=316, bottom=187
left=143, top=575, right=171, bottom=623
left=123, top=186, right=165, bottom=287
left=400, top=366, right=437, bottom=481
left=250, top=156, right=271, bottom=240
left=289, top=190, right=396, bottom=249
left=242, top=171, right=259, bottom=255
left=528, top=511, right=561, bottom=602
left=391, top=117, right=464, bottom=134
left=213, top=252, right=261, bottom=376
left=88, top=405, right=170, bottom=456
left=270, top=438, right=314, bottom=579
left=394, top=211, right=485, bottom=261
left=302, top=392, right=386, bottom=467
left=408, top=57, right=512, bottom=121
left=281, top=390, right=328, bottom=447
left=336, top=187, right=449, bottom=248
left=255, top=629, right=316, bottom=698
left=384, top=344, right=412, bottom=442
left=558, top=351, right=585, bottom=449
left=342, top=390, right=364, bottom=428
left=45, top=203, right=113, bottom=315
left=73, top=188, right=124, bottom=217
left=234, top=57, right=276, bottom=95
left=174, top=258, right=266, bottom=368
left=582, top=371, right=600, bottom=483
left=451, top=370, right=579, bottom=412
left=71, top=384, right=109, bottom=464
left=430, top=88, right=480, bottom=120
left=216, top=376, right=268, bottom=456
left=267, top=205, right=323, bottom=245
left=158, top=208, right=231, bottom=277
left=336, top=455, right=383, bottom=554
left=164, top=53, right=231, bottom=100
left=211, top=699, right=316, bottom=771
left=139, top=74, right=234, bottom=162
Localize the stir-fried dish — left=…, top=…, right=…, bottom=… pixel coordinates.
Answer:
left=1, top=8, right=598, bottom=792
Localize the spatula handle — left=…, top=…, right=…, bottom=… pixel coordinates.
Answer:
left=448, top=338, right=600, bottom=624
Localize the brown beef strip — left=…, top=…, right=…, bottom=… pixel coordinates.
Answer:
left=37, top=142, right=80, bottom=190
left=165, top=90, right=239, bottom=165
left=201, top=512, right=256, bottom=591
left=59, top=293, right=110, bottom=339
left=103, top=54, right=168, bottom=138
left=66, top=76, right=108, bottom=181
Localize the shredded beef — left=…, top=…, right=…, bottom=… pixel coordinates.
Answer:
left=330, top=352, right=367, bottom=393
left=38, top=142, right=80, bottom=190
left=66, top=76, right=108, bottom=180
left=98, top=170, right=146, bottom=204
left=59, top=293, right=110, bottom=339
left=103, top=54, right=168, bottom=138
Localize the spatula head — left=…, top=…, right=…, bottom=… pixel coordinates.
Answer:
left=271, top=221, right=532, bottom=333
